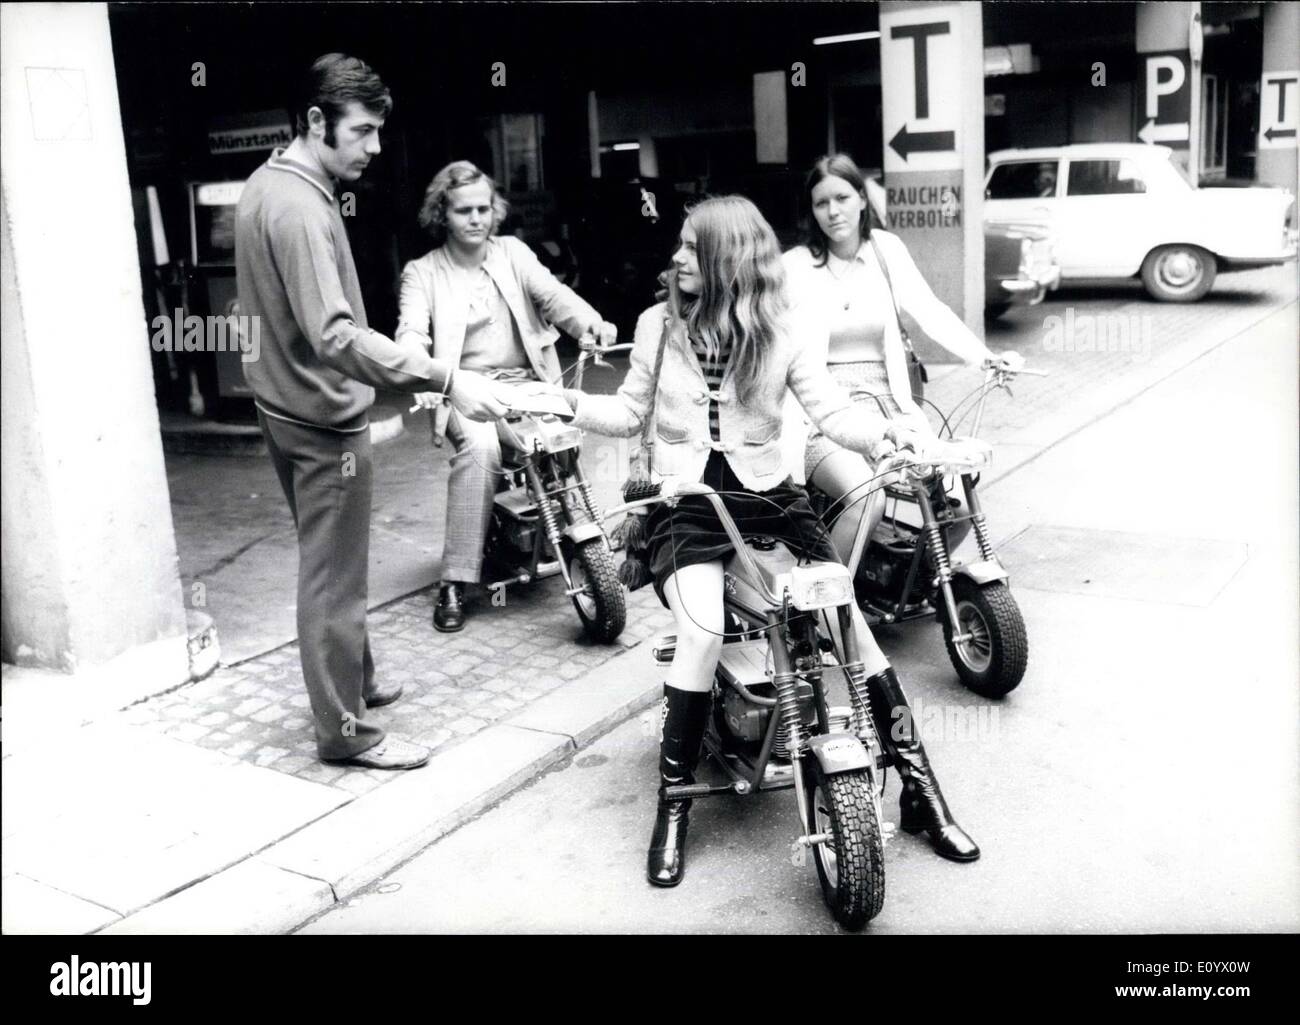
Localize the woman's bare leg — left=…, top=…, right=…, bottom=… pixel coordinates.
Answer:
left=661, top=560, right=726, bottom=692
left=810, top=449, right=888, bottom=570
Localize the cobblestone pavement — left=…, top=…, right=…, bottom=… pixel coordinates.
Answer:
left=130, top=582, right=672, bottom=799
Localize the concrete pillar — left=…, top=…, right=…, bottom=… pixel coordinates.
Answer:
left=1135, top=1, right=1200, bottom=178
left=879, top=1, right=985, bottom=343
left=1, top=3, right=189, bottom=679
left=1256, top=1, right=1299, bottom=195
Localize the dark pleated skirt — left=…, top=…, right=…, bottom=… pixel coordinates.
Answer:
left=647, top=451, right=838, bottom=608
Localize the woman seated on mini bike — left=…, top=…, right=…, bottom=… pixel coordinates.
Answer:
left=563, top=195, right=978, bottom=888
left=398, top=161, right=616, bottom=632
left=784, top=153, right=1008, bottom=568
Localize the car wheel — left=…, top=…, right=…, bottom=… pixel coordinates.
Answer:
left=1140, top=244, right=1217, bottom=302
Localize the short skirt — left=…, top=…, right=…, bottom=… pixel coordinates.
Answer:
left=804, top=360, right=903, bottom=481
left=646, top=451, right=838, bottom=608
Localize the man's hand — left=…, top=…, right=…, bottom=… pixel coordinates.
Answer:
left=448, top=371, right=511, bottom=422
left=410, top=391, right=443, bottom=412
left=579, top=320, right=618, bottom=351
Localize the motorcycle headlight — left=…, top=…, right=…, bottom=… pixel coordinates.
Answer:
left=537, top=419, right=582, bottom=452
left=788, top=563, right=854, bottom=611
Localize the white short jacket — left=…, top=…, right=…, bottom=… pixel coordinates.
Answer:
left=572, top=302, right=890, bottom=493
left=779, top=232, right=992, bottom=479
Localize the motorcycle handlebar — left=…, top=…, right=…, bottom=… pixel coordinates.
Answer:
left=581, top=342, right=634, bottom=355
left=982, top=358, right=1049, bottom=378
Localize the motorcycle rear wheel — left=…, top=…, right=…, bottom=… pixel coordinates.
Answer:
left=940, top=577, right=1028, bottom=698
left=565, top=537, right=626, bottom=643
left=805, top=763, right=885, bottom=930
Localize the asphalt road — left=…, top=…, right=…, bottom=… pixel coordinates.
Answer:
left=301, top=288, right=1298, bottom=935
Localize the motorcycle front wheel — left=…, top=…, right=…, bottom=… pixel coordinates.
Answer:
left=940, top=577, right=1028, bottom=698
left=564, top=537, right=626, bottom=643
left=804, top=762, right=885, bottom=930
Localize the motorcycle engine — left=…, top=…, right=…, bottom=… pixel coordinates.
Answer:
left=720, top=681, right=816, bottom=759
left=491, top=488, right=540, bottom=554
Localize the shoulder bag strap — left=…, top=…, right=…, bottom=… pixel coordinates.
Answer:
left=636, top=316, right=672, bottom=470
left=867, top=233, right=914, bottom=356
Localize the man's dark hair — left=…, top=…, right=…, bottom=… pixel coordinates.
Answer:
left=294, top=53, right=392, bottom=146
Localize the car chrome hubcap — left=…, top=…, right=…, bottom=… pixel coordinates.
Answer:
left=813, top=785, right=839, bottom=887
left=956, top=602, right=993, bottom=673
left=1159, top=251, right=1200, bottom=289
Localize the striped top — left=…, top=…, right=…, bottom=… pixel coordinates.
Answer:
left=690, top=333, right=732, bottom=441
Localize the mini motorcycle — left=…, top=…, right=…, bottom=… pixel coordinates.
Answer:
left=604, top=474, right=910, bottom=930
left=811, top=358, right=1045, bottom=698
left=480, top=343, right=634, bottom=643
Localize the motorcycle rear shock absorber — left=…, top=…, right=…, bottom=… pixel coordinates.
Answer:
left=918, top=495, right=954, bottom=580
left=844, top=662, right=876, bottom=744
left=574, top=467, right=601, bottom=525
left=834, top=605, right=877, bottom=750
left=962, top=474, right=995, bottom=561
left=523, top=460, right=574, bottom=587
left=919, top=484, right=965, bottom=629
left=766, top=612, right=813, bottom=834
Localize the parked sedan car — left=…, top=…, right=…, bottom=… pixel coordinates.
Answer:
left=863, top=175, right=1060, bottom=319
left=984, top=219, right=1060, bottom=318
left=985, top=143, right=1297, bottom=302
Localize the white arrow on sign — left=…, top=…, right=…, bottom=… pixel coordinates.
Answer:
left=1138, top=118, right=1189, bottom=144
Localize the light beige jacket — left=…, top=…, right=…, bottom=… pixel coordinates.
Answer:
left=572, top=302, right=891, bottom=493
left=396, top=235, right=601, bottom=438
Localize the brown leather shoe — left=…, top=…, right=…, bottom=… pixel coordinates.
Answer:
left=324, top=736, right=431, bottom=770
left=433, top=582, right=466, bottom=632
left=363, top=680, right=404, bottom=709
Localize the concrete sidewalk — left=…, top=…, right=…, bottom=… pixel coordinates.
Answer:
left=2, top=266, right=1294, bottom=934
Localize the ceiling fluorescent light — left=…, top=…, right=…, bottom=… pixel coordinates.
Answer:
left=612, top=142, right=641, bottom=152
left=813, top=31, right=881, bottom=46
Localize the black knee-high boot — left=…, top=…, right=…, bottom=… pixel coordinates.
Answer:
left=867, top=667, right=980, bottom=862
left=647, top=685, right=712, bottom=887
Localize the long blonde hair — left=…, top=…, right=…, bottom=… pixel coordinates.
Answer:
left=664, top=195, right=788, bottom=403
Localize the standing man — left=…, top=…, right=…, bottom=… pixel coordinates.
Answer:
left=236, top=53, right=508, bottom=770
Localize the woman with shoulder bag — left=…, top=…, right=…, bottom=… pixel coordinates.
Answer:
left=561, top=195, right=978, bottom=888
left=783, top=153, right=1014, bottom=564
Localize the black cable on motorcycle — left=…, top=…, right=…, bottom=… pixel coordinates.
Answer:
left=940, top=379, right=1001, bottom=438
left=810, top=463, right=920, bottom=538
left=917, top=395, right=958, bottom=441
